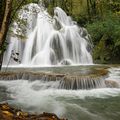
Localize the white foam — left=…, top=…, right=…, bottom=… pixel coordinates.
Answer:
left=0, top=78, right=120, bottom=117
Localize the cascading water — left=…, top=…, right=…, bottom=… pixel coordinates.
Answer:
left=0, top=67, right=120, bottom=120
left=3, top=3, right=93, bottom=66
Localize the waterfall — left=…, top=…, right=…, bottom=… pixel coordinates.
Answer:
left=3, top=3, right=93, bottom=66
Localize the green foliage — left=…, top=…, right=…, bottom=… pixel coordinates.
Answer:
left=86, top=12, right=120, bottom=63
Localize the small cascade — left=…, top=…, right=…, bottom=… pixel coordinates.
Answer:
left=3, top=3, right=93, bottom=66
left=0, top=68, right=109, bottom=89
left=59, top=76, right=106, bottom=89
left=105, top=67, right=120, bottom=88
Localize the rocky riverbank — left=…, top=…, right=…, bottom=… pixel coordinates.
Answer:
left=0, top=103, right=67, bottom=120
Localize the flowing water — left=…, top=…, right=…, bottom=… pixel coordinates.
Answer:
left=3, top=3, right=93, bottom=66
left=0, top=66, right=120, bottom=120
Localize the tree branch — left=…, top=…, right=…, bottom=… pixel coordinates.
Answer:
left=9, top=0, right=26, bottom=24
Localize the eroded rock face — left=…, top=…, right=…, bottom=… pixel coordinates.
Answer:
left=0, top=103, right=67, bottom=120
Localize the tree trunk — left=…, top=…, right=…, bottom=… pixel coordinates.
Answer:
left=0, top=54, right=3, bottom=70
left=0, top=0, right=13, bottom=70
left=0, top=0, right=5, bottom=29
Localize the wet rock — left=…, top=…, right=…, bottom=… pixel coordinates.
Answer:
left=60, top=59, right=72, bottom=65
left=105, top=80, right=119, bottom=88
left=0, top=103, right=67, bottom=120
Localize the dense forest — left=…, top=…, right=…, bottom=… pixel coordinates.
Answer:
left=0, top=0, right=120, bottom=67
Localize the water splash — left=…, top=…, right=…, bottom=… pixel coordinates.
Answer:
left=0, top=70, right=108, bottom=89
left=105, top=67, right=120, bottom=88
left=3, top=3, right=93, bottom=66
left=0, top=80, right=120, bottom=120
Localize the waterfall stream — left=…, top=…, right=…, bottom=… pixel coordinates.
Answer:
left=3, top=3, right=93, bottom=66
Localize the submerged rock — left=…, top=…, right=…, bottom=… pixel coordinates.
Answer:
left=0, top=103, right=67, bottom=120
left=105, top=80, right=120, bottom=88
